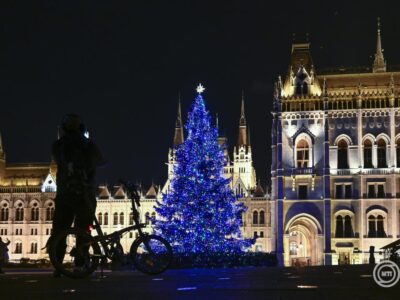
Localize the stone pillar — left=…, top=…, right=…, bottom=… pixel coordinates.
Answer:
left=323, top=114, right=332, bottom=265
left=276, top=115, right=285, bottom=266
left=390, top=106, right=398, bottom=239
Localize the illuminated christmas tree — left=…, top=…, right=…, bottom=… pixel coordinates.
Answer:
left=155, top=84, right=252, bottom=254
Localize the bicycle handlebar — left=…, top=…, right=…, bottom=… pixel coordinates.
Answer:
left=119, top=179, right=141, bottom=208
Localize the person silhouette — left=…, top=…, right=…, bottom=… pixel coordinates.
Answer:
left=0, top=237, right=10, bottom=274
left=51, top=114, right=104, bottom=277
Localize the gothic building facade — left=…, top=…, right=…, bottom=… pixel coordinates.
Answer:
left=0, top=99, right=273, bottom=261
left=0, top=138, right=57, bottom=261
left=3, top=21, right=396, bottom=266
left=271, top=20, right=400, bottom=266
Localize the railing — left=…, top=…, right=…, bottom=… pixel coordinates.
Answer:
left=336, top=169, right=352, bottom=175
left=290, top=167, right=314, bottom=176
left=362, top=168, right=391, bottom=175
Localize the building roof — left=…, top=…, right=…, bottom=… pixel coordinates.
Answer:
left=113, top=185, right=126, bottom=199
left=145, top=183, right=158, bottom=199
left=98, top=185, right=111, bottom=199
left=253, top=182, right=265, bottom=197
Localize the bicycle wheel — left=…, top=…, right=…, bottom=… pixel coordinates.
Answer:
left=49, top=228, right=101, bottom=279
left=130, top=235, right=173, bottom=275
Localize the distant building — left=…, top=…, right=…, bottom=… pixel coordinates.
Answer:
left=0, top=135, right=57, bottom=261
left=271, top=19, right=400, bottom=266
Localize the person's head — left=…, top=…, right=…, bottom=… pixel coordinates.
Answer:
left=61, top=114, right=85, bottom=135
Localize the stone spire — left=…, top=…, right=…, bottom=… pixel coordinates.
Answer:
left=373, top=17, right=386, bottom=73
left=0, top=132, right=5, bottom=160
left=173, top=99, right=184, bottom=147
left=240, top=90, right=246, bottom=125
left=237, top=92, right=248, bottom=147
left=216, top=113, right=224, bottom=139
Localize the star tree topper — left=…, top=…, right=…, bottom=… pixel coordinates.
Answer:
left=196, top=83, right=205, bottom=94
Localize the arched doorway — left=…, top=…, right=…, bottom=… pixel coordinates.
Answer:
left=285, top=214, right=323, bottom=266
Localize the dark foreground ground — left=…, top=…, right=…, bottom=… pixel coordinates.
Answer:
left=0, top=264, right=399, bottom=300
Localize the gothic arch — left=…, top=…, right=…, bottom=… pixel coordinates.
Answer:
left=0, top=199, right=10, bottom=206
left=334, top=134, right=353, bottom=146
left=375, top=133, right=390, bottom=144
left=362, top=134, right=375, bottom=144
left=29, top=199, right=40, bottom=208
left=13, top=199, right=24, bottom=208
left=43, top=199, right=54, bottom=208
left=292, top=126, right=316, bottom=145
left=366, top=205, right=388, bottom=214
left=334, top=205, right=355, bottom=215
left=285, top=213, right=323, bottom=234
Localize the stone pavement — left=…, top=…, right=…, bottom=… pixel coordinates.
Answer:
left=0, top=264, right=399, bottom=299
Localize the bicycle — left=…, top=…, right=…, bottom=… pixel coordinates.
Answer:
left=49, top=180, right=173, bottom=279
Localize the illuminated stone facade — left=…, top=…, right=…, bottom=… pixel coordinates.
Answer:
left=272, top=22, right=400, bottom=266
left=0, top=138, right=57, bottom=261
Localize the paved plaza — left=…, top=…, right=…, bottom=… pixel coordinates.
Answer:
left=0, top=264, right=399, bottom=299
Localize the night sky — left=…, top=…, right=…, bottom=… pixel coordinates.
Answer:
left=1, top=1, right=399, bottom=189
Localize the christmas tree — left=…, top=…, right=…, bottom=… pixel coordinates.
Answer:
left=155, top=84, right=252, bottom=254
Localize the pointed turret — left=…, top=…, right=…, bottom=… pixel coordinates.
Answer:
left=0, top=132, right=5, bottom=161
left=237, top=92, right=248, bottom=147
left=373, top=17, right=386, bottom=73
left=173, top=100, right=184, bottom=147
left=254, top=180, right=265, bottom=197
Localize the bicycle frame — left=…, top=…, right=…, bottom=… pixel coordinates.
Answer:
left=89, top=184, right=147, bottom=260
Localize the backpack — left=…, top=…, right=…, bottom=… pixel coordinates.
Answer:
left=59, top=136, right=89, bottom=195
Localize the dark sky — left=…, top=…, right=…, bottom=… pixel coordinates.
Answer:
left=1, top=1, right=399, bottom=189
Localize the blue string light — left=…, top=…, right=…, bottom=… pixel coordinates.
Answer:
left=155, top=93, right=253, bottom=255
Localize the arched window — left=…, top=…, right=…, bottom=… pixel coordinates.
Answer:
left=30, top=242, right=38, bottom=254
left=104, top=213, right=109, bottom=225
left=335, top=215, right=343, bottom=238
left=113, top=212, right=118, bottom=225
left=337, top=139, right=349, bottom=169
left=31, top=205, right=39, bottom=221
left=145, top=212, right=150, bottom=225
left=0, top=204, right=8, bottom=221
left=119, top=213, right=124, bottom=225
left=15, top=242, right=22, bottom=254
left=151, top=212, right=156, bottom=224
left=259, top=211, right=265, bottom=225
left=253, top=211, right=258, bottom=225
left=296, top=139, right=309, bottom=168
left=129, top=212, right=134, bottom=225
left=98, top=213, right=103, bottom=225
left=377, top=215, right=386, bottom=237
left=344, top=215, right=353, bottom=237
left=15, top=203, right=24, bottom=222
left=368, top=215, right=376, bottom=237
left=377, top=139, right=387, bottom=168
left=46, top=203, right=54, bottom=221
left=363, top=140, right=373, bottom=168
